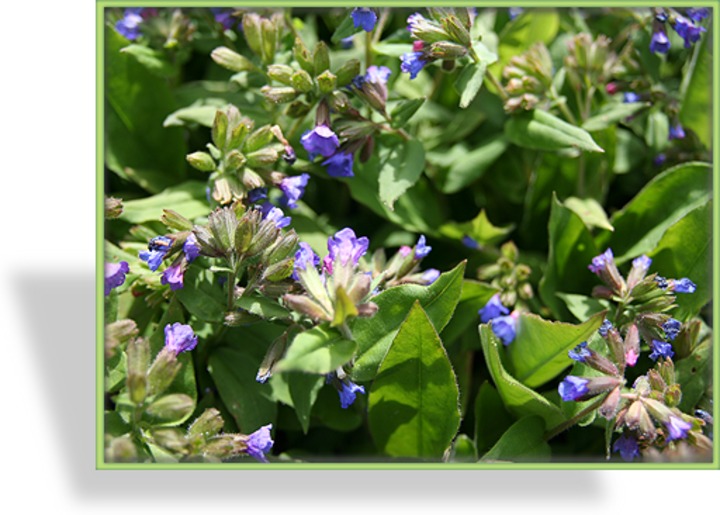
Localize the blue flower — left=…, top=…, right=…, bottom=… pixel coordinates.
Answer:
left=568, top=341, right=592, bottom=362
left=649, top=339, right=674, bottom=361
left=632, top=255, right=652, bottom=273
left=686, top=8, right=709, bottom=22
left=669, top=123, right=686, bottom=140
left=478, top=294, right=509, bottom=323
left=116, top=9, right=144, bottom=40
left=672, top=15, right=705, bottom=48
left=588, top=248, right=614, bottom=275
left=292, top=242, right=320, bottom=280
left=663, top=318, right=682, bottom=341
left=414, top=235, right=432, bottom=259
left=509, top=7, right=524, bottom=20
left=247, top=187, right=268, bottom=204
left=164, top=322, right=198, bottom=355
left=623, top=92, right=641, bottom=103
left=462, top=235, right=479, bottom=249
left=210, top=8, right=237, bottom=30
left=340, top=36, right=354, bottom=49
left=300, top=125, right=340, bottom=160
left=650, top=28, right=670, bottom=54
left=665, top=415, right=692, bottom=441
left=338, top=379, right=365, bottom=408
left=671, top=277, right=696, bottom=293
left=245, top=424, right=274, bottom=463
left=599, top=319, right=613, bottom=337
left=613, top=434, right=640, bottom=461
left=327, top=228, right=369, bottom=269
left=400, top=51, right=427, bottom=80
left=559, top=376, right=590, bottom=401
left=420, top=268, right=440, bottom=285
left=161, top=260, right=186, bottom=291
left=279, top=173, right=310, bottom=209
left=260, top=203, right=292, bottom=229
left=323, top=151, right=355, bottom=177
left=491, top=314, right=517, bottom=346
left=351, top=8, right=377, bottom=32
left=653, top=153, right=667, bottom=166
left=139, top=236, right=172, bottom=271
left=183, top=233, right=200, bottom=263
left=105, top=261, right=129, bottom=296
left=365, top=65, right=392, bottom=85
left=406, top=12, right=426, bottom=32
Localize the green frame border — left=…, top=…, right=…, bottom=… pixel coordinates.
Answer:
left=97, top=0, right=720, bottom=470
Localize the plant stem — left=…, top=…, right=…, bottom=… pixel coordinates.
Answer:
left=485, top=69, right=509, bottom=101
left=544, top=394, right=608, bottom=442
left=365, top=31, right=373, bottom=70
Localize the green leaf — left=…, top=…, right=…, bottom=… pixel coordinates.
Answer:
left=505, top=109, right=604, bottom=153
left=441, top=280, right=499, bottom=346
left=390, top=98, right=426, bottom=128
left=438, top=135, right=508, bottom=194
left=208, top=346, right=277, bottom=433
left=539, top=194, right=599, bottom=320
left=373, top=43, right=410, bottom=57
left=287, top=372, right=325, bottom=433
left=368, top=302, right=460, bottom=459
left=175, top=268, right=226, bottom=323
left=439, top=209, right=514, bottom=246
left=330, top=14, right=361, bottom=43
left=474, top=381, right=514, bottom=453
left=479, top=324, right=566, bottom=427
left=599, top=162, right=712, bottom=263
left=120, top=44, right=175, bottom=78
left=378, top=138, right=426, bottom=210
left=505, top=311, right=606, bottom=388
left=489, top=10, right=559, bottom=78
left=581, top=102, right=648, bottom=132
left=675, top=339, right=712, bottom=412
left=556, top=293, right=611, bottom=323
left=480, top=416, right=551, bottom=462
left=680, top=33, right=711, bottom=148
left=119, top=181, right=211, bottom=224
left=564, top=196, right=614, bottom=232
left=350, top=261, right=466, bottom=382
left=455, top=49, right=492, bottom=109
left=163, top=100, right=227, bottom=128
left=275, top=324, right=357, bottom=374
left=648, top=200, right=712, bottom=320
left=645, top=109, right=669, bottom=152
left=236, top=294, right=291, bottom=321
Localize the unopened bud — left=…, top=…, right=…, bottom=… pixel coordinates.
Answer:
left=293, top=37, right=314, bottom=74
left=441, top=14, right=471, bottom=47
left=228, top=119, right=252, bottom=150
left=317, top=70, right=337, bottom=94
left=642, top=397, right=674, bottom=424
left=106, top=436, right=138, bottom=463
left=145, top=393, right=195, bottom=422
left=428, top=41, right=468, bottom=59
left=598, top=386, right=621, bottom=420
left=665, top=384, right=682, bottom=408
left=283, top=294, right=332, bottom=321
left=290, top=69, right=314, bottom=93
left=267, top=64, right=294, bottom=85
left=150, top=429, right=188, bottom=453
left=266, top=230, right=299, bottom=264
left=212, top=110, right=229, bottom=151
left=260, top=18, right=278, bottom=64
left=161, top=209, right=193, bottom=231
left=313, top=41, right=330, bottom=75
left=105, top=319, right=138, bottom=358
left=147, top=347, right=182, bottom=396
left=357, top=302, right=379, bottom=317
left=624, top=324, right=641, bottom=368
left=241, top=168, right=265, bottom=190
left=261, top=86, right=298, bottom=104
left=187, top=408, right=225, bottom=439
left=105, top=196, right=123, bottom=219
left=246, top=147, right=279, bottom=168
left=626, top=400, right=657, bottom=440
left=585, top=351, right=620, bottom=377
left=245, top=126, right=274, bottom=152
left=336, top=59, right=361, bottom=87
left=211, top=46, right=255, bottom=73
left=246, top=221, right=280, bottom=257
left=187, top=151, right=216, bottom=172
left=647, top=369, right=667, bottom=392
left=262, top=258, right=294, bottom=282
left=126, top=337, right=150, bottom=405
left=256, top=331, right=294, bottom=383
left=242, top=13, right=264, bottom=57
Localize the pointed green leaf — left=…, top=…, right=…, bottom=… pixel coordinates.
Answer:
left=439, top=209, right=514, bottom=246
left=390, top=98, right=426, bottom=128
left=439, top=135, right=508, bottom=194
left=368, top=302, right=460, bottom=459
left=506, top=311, right=606, bottom=388
left=350, top=261, right=466, bottom=382
left=479, top=324, right=566, bottom=427
left=119, top=181, right=210, bottom=224
left=330, top=14, right=361, bottom=43
left=505, top=109, right=604, bottom=153
left=564, top=196, right=614, bottom=232
left=455, top=61, right=486, bottom=109
left=581, top=102, right=648, bottom=132
left=675, top=339, right=712, bottom=412
left=120, top=44, right=175, bottom=78
left=175, top=268, right=226, bottom=323
left=378, top=138, right=426, bottom=210
left=287, top=372, right=324, bottom=433
left=275, top=325, right=357, bottom=374
left=556, top=293, right=611, bottom=322
left=480, top=416, right=551, bottom=462
left=474, top=381, right=514, bottom=454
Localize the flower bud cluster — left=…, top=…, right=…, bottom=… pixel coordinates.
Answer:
left=477, top=241, right=534, bottom=308
left=564, top=33, right=622, bottom=97
left=366, top=234, right=441, bottom=290
left=502, top=43, right=553, bottom=113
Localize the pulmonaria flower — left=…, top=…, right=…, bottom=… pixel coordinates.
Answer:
left=414, top=235, right=432, bottom=259
left=260, top=203, right=292, bottom=229
left=589, top=248, right=614, bottom=275
left=400, top=51, right=427, bottom=80
left=247, top=187, right=268, bottom=204
left=669, top=123, right=686, bottom=140
left=650, top=28, right=670, bottom=54
left=105, top=261, right=129, bottom=296
left=326, top=228, right=369, bottom=270
left=670, top=277, right=696, bottom=293
left=420, top=268, right=440, bottom=285
left=625, top=348, right=640, bottom=367
left=244, top=424, right=274, bottom=463
left=599, top=319, right=613, bottom=337
left=672, top=15, right=705, bottom=48
left=300, top=125, right=340, bottom=160
left=183, top=233, right=200, bottom=262
left=164, top=322, right=198, bottom=355
left=649, top=339, right=674, bottom=361
left=338, top=379, right=366, bottom=408
left=623, top=92, right=641, bottom=103
left=462, top=235, right=480, bottom=249
left=323, top=151, right=354, bottom=177
left=161, top=259, right=186, bottom=290
left=559, top=376, right=590, bottom=401
left=139, top=236, right=172, bottom=271
left=491, top=313, right=518, bottom=346
left=478, top=294, right=509, bottom=323
left=115, top=8, right=144, bottom=40
left=653, top=153, right=667, bottom=166
left=283, top=145, right=297, bottom=165
left=686, top=8, right=710, bottom=22
left=568, top=341, right=592, bottom=362
left=663, top=318, right=682, bottom=341
left=627, top=254, right=652, bottom=288
left=279, top=173, right=310, bottom=209
left=613, top=434, right=640, bottom=461
left=340, top=36, right=355, bottom=49
left=292, top=242, right=320, bottom=280
left=665, top=415, right=692, bottom=441
left=351, top=8, right=377, bottom=32
left=210, top=8, right=237, bottom=30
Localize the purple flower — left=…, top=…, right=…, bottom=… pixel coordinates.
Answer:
left=669, top=123, right=686, bottom=140
left=650, top=28, right=670, bottom=54
left=663, top=318, right=682, bottom=341
left=161, top=260, right=185, bottom=290
left=632, top=255, right=652, bottom=273
left=672, top=15, right=705, bottom=48
left=686, top=8, right=710, bottom=22
left=340, top=36, right=354, bottom=49
left=491, top=314, right=517, bottom=346
left=671, top=277, right=696, bottom=293
left=365, top=65, right=392, bottom=85
left=420, top=268, right=440, bottom=285
left=139, top=236, right=172, bottom=271
left=338, top=379, right=366, bottom=408
left=105, top=261, right=130, bottom=296
left=665, top=415, right=692, bottom=441
left=279, top=173, right=310, bottom=209
left=400, top=52, right=427, bottom=80
left=558, top=376, right=590, bottom=401
left=323, top=151, right=354, bottom=177
left=478, top=294, right=509, bottom=323
left=183, top=233, right=200, bottom=263
left=292, top=242, right=320, bottom=280
left=164, top=322, right=198, bottom=355
left=351, top=8, right=377, bottom=32
left=599, top=319, right=613, bottom=337
left=653, top=153, right=667, bottom=167
left=462, top=235, right=479, bottom=249
left=649, top=339, right=674, bottom=361
left=210, top=8, right=237, bottom=30
left=613, top=434, right=640, bottom=461
left=260, top=203, right=291, bottom=229
left=568, top=341, right=591, bottom=362
left=414, top=235, right=431, bottom=259
left=508, top=7, right=524, bottom=20
left=588, top=248, right=614, bottom=275
left=283, top=145, right=296, bottom=165
left=327, top=228, right=369, bottom=269
left=247, top=187, right=268, bottom=204
left=116, top=9, right=144, bottom=40
left=245, top=424, right=274, bottom=463
left=406, top=12, right=426, bottom=32
left=300, top=125, right=340, bottom=160
left=623, top=92, right=641, bottom=103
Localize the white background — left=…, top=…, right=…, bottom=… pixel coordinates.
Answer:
left=0, top=0, right=716, bottom=512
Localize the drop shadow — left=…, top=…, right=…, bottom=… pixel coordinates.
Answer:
left=15, top=271, right=604, bottom=503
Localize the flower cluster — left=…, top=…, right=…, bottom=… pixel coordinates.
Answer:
left=351, top=8, right=377, bottom=32
left=650, top=8, right=708, bottom=54
left=138, top=232, right=201, bottom=291
left=478, top=294, right=519, bottom=346
left=364, top=234, right=441, bottom=290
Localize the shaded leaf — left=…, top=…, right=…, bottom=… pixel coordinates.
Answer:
left=439, top=135, right=508, bottom=194
left=378, top=138, right=426, bottom=210
left=275, top=325, right=357, bottom=374
left=480, top=416, right=551, bottom=462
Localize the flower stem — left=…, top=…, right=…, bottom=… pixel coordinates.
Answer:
left=485, top=69, right=509, bottom=101
left=544, top=394, right=608, bottom=441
